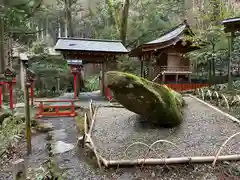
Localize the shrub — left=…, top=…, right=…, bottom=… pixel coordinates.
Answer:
left=84, top=75, right=99, bottom=92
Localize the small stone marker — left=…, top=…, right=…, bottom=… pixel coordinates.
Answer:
left=12, top=159, right=26, bottom=180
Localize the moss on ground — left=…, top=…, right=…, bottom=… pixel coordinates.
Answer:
left=75, top=115, right=84, bottom=134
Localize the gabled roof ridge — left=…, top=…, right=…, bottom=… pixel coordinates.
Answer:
left=144, top=20, right=193, bottom=45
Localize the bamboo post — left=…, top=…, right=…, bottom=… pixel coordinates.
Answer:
left=30, top=82, right=34, bottom=107
left=88, top=107, right=97, bottom=136
left=85, top=134, right=102, bottom=169
left=212, top=132, right=240, bottom=166
left=89, top=100, right=93, bottom=119
left=24, top=82, right=31, bottom=155
left=102, top=155, right=240, bottom=167
left=12, top=159, right=26, bottom=180
left=84, top=113, right=88, bottom=135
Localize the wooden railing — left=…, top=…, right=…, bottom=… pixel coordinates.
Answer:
left=165, top=83, right=209, bottom=92
left=35, top=99, right=77, bottom=118
left=161, top=66, right=191, bottom=72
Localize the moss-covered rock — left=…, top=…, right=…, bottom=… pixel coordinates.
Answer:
left=105, top=71, right=185, bottom=127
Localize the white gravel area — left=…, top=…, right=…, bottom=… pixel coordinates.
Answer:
left=92, top=96, right=240, bottom=160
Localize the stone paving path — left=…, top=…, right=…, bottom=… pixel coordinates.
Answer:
left=30, top=92, right=110, bottom=179
left=0, top=92, right=111, bottom=180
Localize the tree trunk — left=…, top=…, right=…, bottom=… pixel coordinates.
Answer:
left=210, top=0, right=220, bottom=25
left=64, top=0, right=73, bottom=37
left=105, top=0, right=120, bottom=33
left=105, top=0, right=115, bottom=26
left=212, top=43, right=216, bottom=81
left=120, top=0, right=130, bottom=45
left=0, top=16, right=7, bottom=100
left=0, top=17, right=5, bottom=74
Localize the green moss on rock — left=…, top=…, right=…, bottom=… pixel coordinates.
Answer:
left=105, top=71, right=185, bottom=127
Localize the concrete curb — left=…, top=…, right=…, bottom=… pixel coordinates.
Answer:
left=188, top=94, right=240, bottom=125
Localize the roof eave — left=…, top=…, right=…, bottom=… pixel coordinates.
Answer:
left=57, top=37, right=122, bottom=43
left=55, top=49, right=129, bottom=54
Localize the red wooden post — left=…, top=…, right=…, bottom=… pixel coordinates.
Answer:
left=9, top=83, right=13, bottom=111
left=106, top=87, right=113, bottom=101
left=39, top=102, right=43, bottom=113
left=36, top=101, right=43, bottom=118
left=73, top=73, right=77, bottom=99
left=56, top=106, right=59, bottom=115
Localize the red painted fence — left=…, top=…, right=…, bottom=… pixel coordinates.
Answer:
left=35, top=99, right=77, bottom=118
left=165, top=83, right=209, bottom=92
left=105, top=83, right=209, bottom=101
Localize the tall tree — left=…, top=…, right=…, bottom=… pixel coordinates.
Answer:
left=64, top=0, right=73, bottom=37
left=0, top=15, right=5, bottom=75
left=120, top=0, right=130, bottom=45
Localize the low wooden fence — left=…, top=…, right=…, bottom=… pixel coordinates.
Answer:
left=165, top=83, right=209, bottom=92
left=35, top=99, right=77, bottom=118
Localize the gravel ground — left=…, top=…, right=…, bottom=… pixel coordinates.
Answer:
left=1, top=94, right=239, bottom=180
left=92, top=96, right=240, bottom=160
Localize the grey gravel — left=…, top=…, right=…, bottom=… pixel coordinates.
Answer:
left=1, top=94, right=239, bottom=180
left=92, top=96, right=240, bottom=160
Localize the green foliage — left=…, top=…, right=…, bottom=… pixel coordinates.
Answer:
left=31, top=40, right=47, bottom=54
left=84, top=75, right=99, bottom=92
left=0, top=115, right=25, bottom=157
left=186, top=2, right=240, bottom=81
left=75, top=115, right=84, bottom=135
left=117, top=56, right=140, bottom=75
left=29, top=54, right=71, bottom=91
left=35, top=90, right=62, bottom=98
left=1, top=0, right=43, bottom=44
left=87, top=0, right=182, bottom=47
